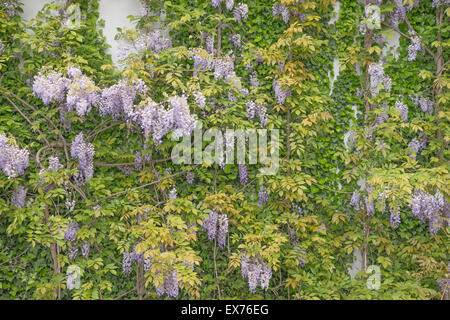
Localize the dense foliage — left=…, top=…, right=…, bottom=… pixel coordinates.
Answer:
left=0, top=0, right=448, bottom=300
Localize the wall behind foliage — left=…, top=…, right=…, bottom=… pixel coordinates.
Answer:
left=21, top=0, right=142, bottom=63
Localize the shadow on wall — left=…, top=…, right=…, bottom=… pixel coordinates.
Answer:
left=20, top=0, right=143, bottom=65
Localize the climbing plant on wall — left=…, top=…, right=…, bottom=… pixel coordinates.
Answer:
left=0, top=0, right=448, bottom=300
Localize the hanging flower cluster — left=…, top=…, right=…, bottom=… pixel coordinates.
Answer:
left=155, top=269, right=179, bottom=298
left=70, top=133, right=95, bottom=184
left=411, top=190, right=449, bottom=235
left=33, top=67, right=99, bottom=124
left=246, top=101, right=267, bottom=126
left=368, top=63, right=391, bottom=95
left=202, top=210, right=229, bottom=249
left=11, top=186, right=27, bottom=208
left=411, top=95, right=434, bottom=114
left=0, top=133, right=30, bottom=178
left=272, top=79, right=291, bottom=105
left=240, top=255, right=272, bottom=293
left=407, top=138, right=427, bottom=159
left=64, top=221, right=79, bottom=242
left=258, top=185, right=269, bottom=206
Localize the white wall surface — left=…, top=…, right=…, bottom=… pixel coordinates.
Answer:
left=21, top=0, right=142, bottom=64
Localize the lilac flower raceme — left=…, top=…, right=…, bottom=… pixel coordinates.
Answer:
left=238, top=164, right=249, bottom=185
left=100, top=79, right=147, bottom=121
left=272, top=79, right=291, bottom=105
left=71, top=133, right=95, bottom=184
left=350, top=191, right=361, bottom=210
left=217, top=214, right=228, bottom=249
left=211, top=0, right=222, bottom=8
left=168, top=188, right=177, bottom=200
left=0, top=133, right=30, bottom=178
left=214, top=57, right=235, bottom=81
left=343, top=130, right=357, bottom=151
left=193, top=91, right=206, bottom=109
left=395, top=101, right=408, bottom=122
left=81, top=241, right=90, bottom=258
left=295, top=245, right=307, bottom=267
left=240, top=255, right=272, bottom=293
left=432, top=0, right=450, bottom=8
left=411, top=190, right=448, bottom=236
left=250, top=72, right=259, bottom=87
left=118, top=30, right=171, bottom=59
left=365, top=196, right=375, bottom=216
left=204, top=33, right=215, bottom=55
left=169, top=95, right=197, bottom=139
left=68, top=246, right=78, bottom=260
left=203, top=210, right=219, bottom=241
left=225, top=0, right=234, bottom=11
left=186, top=171, right=194, bottom=184
left=245, top=101, right=267, bottom=126
left=230, top=34, right=241, bottom=49
left=65, top=221, right=79, bottom=242
left=408, top=138, right=427, bottom=159
left=390, top=207, right=401, bottom=229
left=48, top=156, right=64, bottom=172
left=273, top=5, right=290, bottom=24
left=122, top=252, right=133, bottom=274
left=233, top=3, right=248, bottom=23
left=258, top=185, right=269, bottom=206
left=66, top=67, right=100, bottom=118
left=368, top=63, right=391, bottom=95
left=32, top=71, right=70, bottom=105
left=388, top=0, right=406, bottom=27
left=407, top=32, right=422, bottom=61
left=412, top=95, right=434, bottom=115
left=11, top=186, right=27, bottom=208
left=188, top=49, right=214, bottom=77
left=164, top=270, right=179, bottom=298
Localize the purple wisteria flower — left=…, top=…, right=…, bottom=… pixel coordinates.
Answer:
left=295, top=245, right=307, bottom=267
left=225, top=0, right=234, bottom=11
left=11, top=186, right=27, bottom=208
left=233, top=3, right=248, bottom=23
left=122, top=252, right=133, bottom=274
left=193, top=91, right=206, bottom=109
left=258, top=185, right=269, bottom=206
left=407, top=32, right=422, bottom=61
left=81, top=241, right=90, bottom=258
left=368, top=63, right=391, bottom=95
left=186, top=171, right=194, bottom=184
left=230, top=33, right=241, bottom=49
left=240, top=255, right=272, bottom=293
left=0, top=133, right=30, bottom=178
left=238, top=164, right=249, bottom=185
left=32, top=71, right=70, bottom=105
left=272, top=79, right=291, bottom=105
left=273, top=5, right=290, bottom=24
left=218, top=214, right=229, bottom=249
left=395, top=101, right=408, bottom=122
left=70, top=133, right=95, bottom=183
left=350, top=191, right=361, bottom=210
left=168, top=187, right=177, bottom=200
left=411, top=190, right=448, bottom=236
left=390, top=207, right=401, bottom=229
left=408, top=138, right=427, bottom=159
left=65, top=221, right=79, bottom=242
left=66, top=67, right=100, bottom=118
